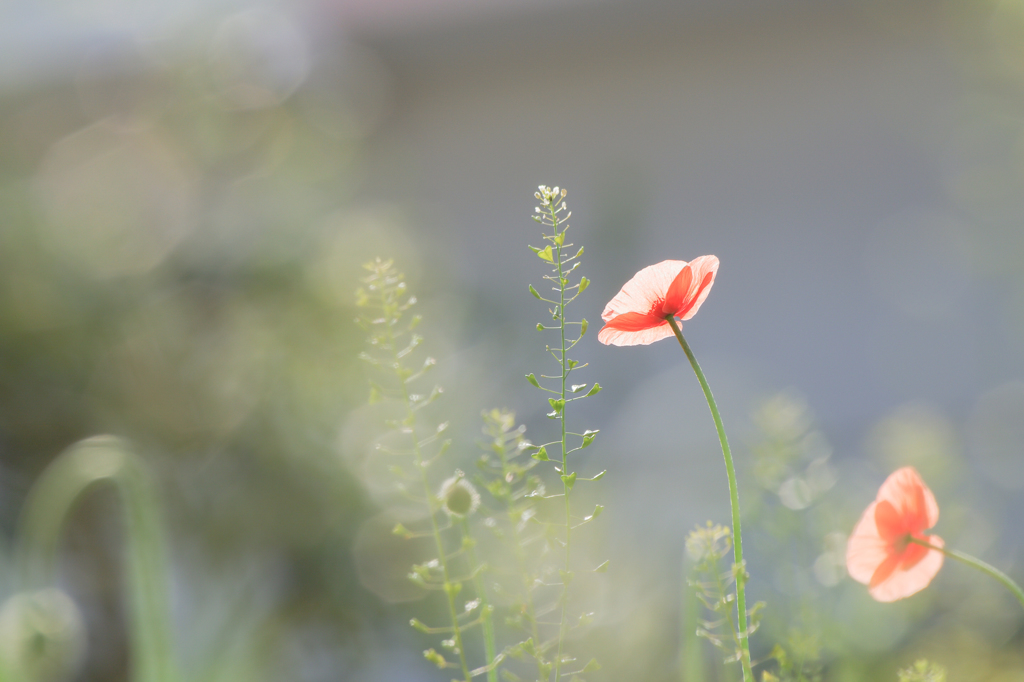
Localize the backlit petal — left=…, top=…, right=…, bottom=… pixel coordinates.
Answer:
left=846, top=501, right=890, bottom=584
left=597, top=320, right=674, bottom=346
left=677, top=255, right=719, bottom=320
left=662, top=263, right=693, bottom=315
left=869, top=553, right=901, bottom=589
left=876, top=467, right=939, bottom=531
left=874, top=500, right=904, bottom=541
left=601, top=260, right=687, bottom=322
left=868, top=535, right=944, bottom=602
left=601, top=312, right=665, bottom=332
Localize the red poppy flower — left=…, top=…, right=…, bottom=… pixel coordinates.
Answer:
left=846, top=466, right=944, bottom=602
left=597, top=256, right=719, bottom=346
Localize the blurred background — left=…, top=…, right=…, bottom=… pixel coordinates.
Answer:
left=3, top=0, right=1024, bottom=679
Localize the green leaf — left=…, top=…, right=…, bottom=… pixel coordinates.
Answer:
left=536, top=245, right=554, bottom=262
left=526, top=373, right=541, bottom=388
left=528, top=284, right=542, bottom=299
left=591, top=504, right=604, bottom=519
left=559, top=569, right=575, bottom=584
left=584, top=383, right=602, bottom=397
left=580, top=318, right=588, bottom=336
left=392, top=523, right=411, bottom=538
left=532, top=446, right=549, bottom=461
left=591, top=470, right=607, bottom=481
left=579, top=277, right=590, bottom=293
left=548, top=398, right=565, bottom=412
left=536, top=323, right=544, bottom=331
left=567, top=359, right=579, bottom=369
left=581, top=430, right=598, bottom=448
left=561, top=472, right=577, bottom=489
left=593, top=560, right=610, bottom=573
left=553, top=232, right=565, bottom=246
left=409, top=618, right=430, bottom=633
left=570, top=384, right=587, bottom=393
left=582, top=658, right=601, bottom=672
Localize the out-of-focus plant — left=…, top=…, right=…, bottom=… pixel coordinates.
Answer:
left=741, top=392, right=836, bottom=678
left=896, top=659, right=946, bottom=682
left=5, top=436, right=175, bottom=682
left=473, top=408, right=550, bottom=681
left=356, top=258, right=490, bottom=681
left=684, top=522, right=763, bottom=672
left=355, top=186, right=605, bottom=682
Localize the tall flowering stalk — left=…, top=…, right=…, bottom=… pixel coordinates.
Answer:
left=598, top=257, right=755, bottom=681
left=527, top=186, right=604, bottom=682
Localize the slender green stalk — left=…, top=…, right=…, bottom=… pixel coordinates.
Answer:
left=667, top=318, right=754, bottom=682
left=461, top=518, right=498, bottom=682
left=908, top=537, right=1024, bottom=611
left=552, top=199, right=572, bottom=682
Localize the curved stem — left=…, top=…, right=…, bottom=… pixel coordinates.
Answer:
left=667, top=318, right=754, bottom=682
left=907, top=537, right=1024, bottom=611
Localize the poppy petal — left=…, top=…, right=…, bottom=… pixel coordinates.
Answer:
left=876, top=467, right=939, bottom=531
left=662, top=264, right=694, bottom=315
left=597, top=321, right=674, bottom=346
left=868, top=535, right=944, bottom=602
left=874, top=500, right=905, bottom=541
left=869, top=553, right=901, bottom=589
left=898, top=538, right=929, bottom=570
left=601, top=312, right=666, bottom=332
left=601, top=260, right=688, bottom=322
left=846, top=501, right=891, bottom=585
left=677, top=255, right=719, bottom=321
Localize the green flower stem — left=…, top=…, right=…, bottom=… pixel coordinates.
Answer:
left=667, top=318, right=754, bottom=682
left=908, top=537, right=1024, bottom=611
left=460, top=518, right=498, bottom=682
left=552, top=203, right=572, bottom=682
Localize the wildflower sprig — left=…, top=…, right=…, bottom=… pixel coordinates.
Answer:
left=685, top=523, right=765, bottom=668
left=897, top=660, right=946, bottom=682
left=527, top=186, right=604, bottom=682
left=356, top=258, right=481, bottom=681
left=475, top=409, right=550, bottom=680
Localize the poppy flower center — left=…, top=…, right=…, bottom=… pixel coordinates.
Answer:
left=647, top=298, right=672, bottom=319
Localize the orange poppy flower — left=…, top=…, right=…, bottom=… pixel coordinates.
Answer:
left=846, top=466, right=944, bottom=602
left=597, top=256, right=719, bottom=346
